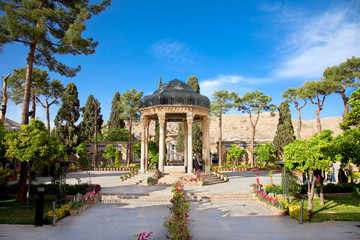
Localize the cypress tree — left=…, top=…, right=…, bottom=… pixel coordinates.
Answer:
left=79, top=95, right=103, bottom=142
left=273, top=101, right=295, bottom=161
left=177, top=75, right=202, bottom=159
left=155, top=77, right=162, bottom=148
left=187, top=75, right=200, bottom=93
left=108, top=91, right=125, bottom=129
left=53, top=83, right=80, bottom=155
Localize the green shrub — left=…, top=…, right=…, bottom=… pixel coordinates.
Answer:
left=299, top=183, right=360, bottom=194
left=265, top=185, right=282, bottom=194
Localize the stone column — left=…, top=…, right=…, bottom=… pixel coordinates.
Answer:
left=158, top=112, right=166, bottom=174
left=187, top=113, right=194, bottom=175
left=140, top=116, right=146, bottom=174
left=202, top=115, right=211, bottom=173
left=184, top=121, right=188, bottom=172
left=144, top=118, right=149, bottom=172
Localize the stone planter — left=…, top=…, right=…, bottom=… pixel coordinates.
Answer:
left=69, top=209, right=78, bottom=216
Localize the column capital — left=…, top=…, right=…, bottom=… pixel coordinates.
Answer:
left=157, top=112, right=166, bottom=125
left=186, top=112, right=194, bottom=125
left=141, top=115, right=150, bottom=127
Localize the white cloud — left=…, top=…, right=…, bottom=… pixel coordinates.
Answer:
left=150, top=39, right=193, bottom=64
left=199, top=75, right=269, bottom=98
left=275, top=11, right=360, bottom=79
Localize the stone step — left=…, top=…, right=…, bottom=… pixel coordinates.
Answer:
left=101, top=192, right=253, bottom=203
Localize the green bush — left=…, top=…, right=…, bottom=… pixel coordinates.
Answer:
left=265, top=185, right=282, bottom=194
left=0, top=184, right=88, bottom=196
left=299, top=183, right=360, bottom=194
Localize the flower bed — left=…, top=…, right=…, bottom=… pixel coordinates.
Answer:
left=164, top=181, right=192, bottom=240
left=251, top=179, right=311, bottom=220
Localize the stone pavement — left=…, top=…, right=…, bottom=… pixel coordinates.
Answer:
left=1, top=170, right=360, bottom=240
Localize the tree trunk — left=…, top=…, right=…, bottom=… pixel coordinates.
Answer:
left=46, top=104, right=50, bottom=134
left=30, top=94, right=36, bottom=119
left=16, top=162, right=28, bottom=203
left=341, top=93, right=349, bottom=119
left=308, top=175, right=316, bottom=214
left=22, top=42, right=36, bottom=125
left=296, top=108, right=302, bottom=139
left=319, top=179, right=324, bottom=205
left=0, top=73, right=10, bottom=124
left=218, top=111, right=222, bottom=167
left=127, top=117, right=132, bottom=166
left=250, top=125, right=255, bottom=167
left=17, top=42, right=36, bottom=203
left=315, top=108, right=322, bottom=134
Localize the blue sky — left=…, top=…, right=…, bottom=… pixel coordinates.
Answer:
left=1, top=0, right=360, bottom=127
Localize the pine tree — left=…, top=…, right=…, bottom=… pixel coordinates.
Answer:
left=53, top=83, right=80, bottom=155
left=273, top=101, right=295, bottom=161
left=108, top=91, right=124, bottom=129
left=235, top=90, right=276, bottom=167
left=211, top=90, right=237, bottom=167
left=0, top=0, right=111, bottom=126
left=79, top=95, right=103, bottom=142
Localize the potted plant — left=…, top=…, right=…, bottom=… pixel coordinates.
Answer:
left=268, top=170, right=275, bottom=187
left=123, top=174, right=128, bottom=180
left=197, top=177, right=205, bottom=186
left=147, top=176, right=157, bottom=185
left=220, top=173, right=224, bottom=180
left=120, top=176, right=124, bottom=182
left=223, top=174, right=228, bottom=181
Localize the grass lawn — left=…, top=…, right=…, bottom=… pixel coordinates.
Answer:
left=0, top=196, right=56, bottom=224
left=292, top=196, right=360, bottom=222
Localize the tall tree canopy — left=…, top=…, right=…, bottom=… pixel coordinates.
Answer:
left=235, top=90, right=276, bottom=167
left=273, top=101, right=295, bottom=160
left=79, top=95, right=103, bottom=142
left=340, top=86, right=360, bottom=130
left=303, top=80, right=334, bottom=134
left=323, top=56, right=360, bottom=117
left=282, top=87, right=307, bottom=139
left=5, top=119, right=64, bottom=204
left=119, top=88, right=143, bottom=166
left=0, top=0, right=111, bottom=125
left=211, top=90, right=237, bottom=167
left=53, top=82, right=80, bottom=155
left=108, top=91, right=125, bottom=129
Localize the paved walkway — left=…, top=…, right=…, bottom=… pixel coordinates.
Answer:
left=1, top=171, right=360, bottom=240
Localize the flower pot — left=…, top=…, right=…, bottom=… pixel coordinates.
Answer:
left=220, top=175, right=224, bottom=180
left=198, top=181, right=204, bottom=186
left=69, top=209, right=78, bottom=216
left=224, top=177, right=228, bottom=181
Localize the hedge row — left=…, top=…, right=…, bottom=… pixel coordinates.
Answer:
left=0, top=184, right=88, bottom=195
left=265, top=183, right=360, bottom=195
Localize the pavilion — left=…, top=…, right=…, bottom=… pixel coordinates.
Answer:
left=139, top=79, right=211, bottom=174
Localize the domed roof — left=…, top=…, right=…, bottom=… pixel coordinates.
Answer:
left=140, top=79, right=210, bottom=109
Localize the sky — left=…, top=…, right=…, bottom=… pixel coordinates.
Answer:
left=1, top=0, right=360, bottom=128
